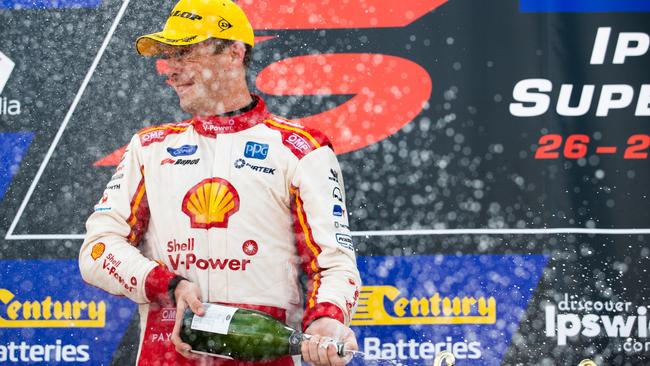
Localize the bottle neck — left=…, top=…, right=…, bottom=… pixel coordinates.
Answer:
left=290, top=333, right=345, bottom=357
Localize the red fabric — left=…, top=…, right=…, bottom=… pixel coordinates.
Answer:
left=144, top=265, right=177, bottom=304
left=289, top=187, right=324, bottom=326
left=192, top=96, right=269, bottom=137
left=137, top=303, right=293, bottom=366
left=263, top=117, right=333, bottom=159
left=302, top=302, right=345, bottom=331
left=127, top=167, right=150, bottom=246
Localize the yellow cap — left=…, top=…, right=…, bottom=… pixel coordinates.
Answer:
left=136, top=0, right=254, bottom=56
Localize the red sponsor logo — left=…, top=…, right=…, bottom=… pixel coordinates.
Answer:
left=167, top=238, right=195, bottom=253
left=102, top=253, right=135, bottom=292
left=160, top=158, right=175, bottom=165
left=130, top=276, right=137, bottom=286
left=286, top=133, right=310, bottom=152
left=100, top=193, right=108, bottom=204
left=161, top=308, right=176, bottom=322
left=141, top=129, right=165, bottom=142
left=168, top=253, right=251, bottom=271
left=242, top=240, right=258, bottom=256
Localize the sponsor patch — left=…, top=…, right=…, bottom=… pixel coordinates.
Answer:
left=244, top=141, right=269, bottom=160
left=160, top=158, right=200, bottom=166
left=329, top=168, right=340, bottom=183
left=182, top=178, right=239, bottom=229
left=336, top=233, right=354, bottom=250
left=332, top=187, right=343, bottom=202
left=335, top=221, right=350, bottom=230
left=242, top=240, right=259, bottom=256
left=167, top=144, right=198, bottom=157
left=233, top=158, right=275, bottom=175
left=333, top=204, right=344, bottom=217
left=91, top=242, right=105, bottom=260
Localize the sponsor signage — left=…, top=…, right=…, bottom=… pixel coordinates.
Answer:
left=0, top=51, right=21, bottom=116
left=0, top=260, right=135, bottom=364
left=350, top=255, right=547, bottom=365
left=545, top=293, right=650, bottom=355
left=521, top=0, right=650, bottom=12
left=0, top=132, right=33, bottom=203
left=0, top=0, right=101, bottom=9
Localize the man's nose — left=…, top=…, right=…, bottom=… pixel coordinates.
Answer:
left=157, top=58, right=182, bottom=77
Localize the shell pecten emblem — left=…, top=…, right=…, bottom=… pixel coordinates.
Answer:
left=182, top=178, right=240, bottom=229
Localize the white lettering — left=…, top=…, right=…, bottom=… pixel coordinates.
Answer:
left=361, top=337, right=482, bottom=361
left=613, top=32, right=650, bottom=64
left=596, top=84, right=634, bottom=116
left=590, top=27, right=611, bottom=64
left=0, top=341, right=90, bottom=362
left=509, top=78, right=552, bottom=117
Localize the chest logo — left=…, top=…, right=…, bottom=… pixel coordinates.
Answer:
left=182, top=178, right=240, bottom=229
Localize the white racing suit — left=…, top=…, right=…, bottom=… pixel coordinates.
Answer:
left=79, top=96, right=361, bottom=366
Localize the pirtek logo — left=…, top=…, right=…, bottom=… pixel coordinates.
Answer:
left=170, top=10, right=202, bottom=21
left=351, top=285, right=497, bottom=326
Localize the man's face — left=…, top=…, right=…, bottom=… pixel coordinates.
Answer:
left=162, top=41, right=235, bottom=115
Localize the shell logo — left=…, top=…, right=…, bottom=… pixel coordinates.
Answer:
left=182, top=178, right=240, bottom=229
left=91, top=242, right=105, bottom=261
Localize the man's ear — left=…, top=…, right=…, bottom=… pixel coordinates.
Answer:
left=229, top=41, right=246, bottom=66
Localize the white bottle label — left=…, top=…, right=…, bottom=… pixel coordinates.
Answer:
left=191, top=303, right=237, bottom=335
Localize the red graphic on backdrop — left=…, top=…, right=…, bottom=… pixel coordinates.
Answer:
left=257, top=54, right=432, bottom=154
left=239, top=0, right=448, bottom=29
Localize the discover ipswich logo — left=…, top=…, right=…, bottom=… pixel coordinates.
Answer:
left=0, top=50, right=21, bottom=116
left=545, top=293, right=650, bottom=354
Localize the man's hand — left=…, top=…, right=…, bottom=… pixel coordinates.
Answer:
left=170, top=280, right=205, bottom=360
left=302, top=317, right=357, bottom=366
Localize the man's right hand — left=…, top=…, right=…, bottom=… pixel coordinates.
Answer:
left=170, top=279, right=206, bottom=360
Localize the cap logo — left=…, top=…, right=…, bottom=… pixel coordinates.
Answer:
left=218, top=17, right=233, bottom=32
left=170, top=10, right=203, bottom=21
left=152, top=34, right=198, bottom=43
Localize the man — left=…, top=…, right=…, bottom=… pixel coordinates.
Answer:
left=78, top=0, right=361, bottom=365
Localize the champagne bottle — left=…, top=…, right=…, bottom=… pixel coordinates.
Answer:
left=180, top=303, right=345, bottom=361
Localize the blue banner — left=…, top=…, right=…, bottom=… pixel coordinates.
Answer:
left=521, top=0, right=650, bottom=12
left=0, top=132, right=33, bottom=203
left=350, top=255, right=548, bottom=365
left=0, top=260, right=135, bottom=365
left=0, top=0, right=101, bottom=9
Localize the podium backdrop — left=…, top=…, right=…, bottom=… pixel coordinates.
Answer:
left=1, top=0, right=649, bottom=365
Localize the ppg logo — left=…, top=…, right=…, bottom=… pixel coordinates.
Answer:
left=244, top=142, right=269, bottom=160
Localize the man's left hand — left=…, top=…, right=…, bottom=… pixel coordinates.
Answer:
left=302, top=317, right=357, bottom=366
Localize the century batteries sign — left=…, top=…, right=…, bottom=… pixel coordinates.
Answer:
left=350, top=255, right=547, bottom=366
left=0, top=260, right=135, bottom=364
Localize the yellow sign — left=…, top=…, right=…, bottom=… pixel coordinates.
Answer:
left=0, top=289, right=106, bottom=328
left=351, top=286, right=496, bottom=326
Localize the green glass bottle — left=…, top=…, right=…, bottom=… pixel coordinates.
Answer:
left=180, top=303, right=345, bottom=361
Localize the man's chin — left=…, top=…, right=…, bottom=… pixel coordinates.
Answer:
left=178, top=98, right=199, bottom=116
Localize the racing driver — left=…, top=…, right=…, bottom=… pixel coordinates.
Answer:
left=78, top=0, right=361, bottom=365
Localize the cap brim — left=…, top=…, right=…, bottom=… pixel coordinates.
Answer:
left=136, top=31, right=210, bottom=56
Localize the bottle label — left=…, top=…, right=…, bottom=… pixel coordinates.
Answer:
left=190, top=303, right=237, bottom=335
